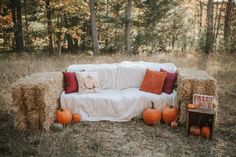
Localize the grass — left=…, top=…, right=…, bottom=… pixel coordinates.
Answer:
left=0, top=51, right=235, bottom=156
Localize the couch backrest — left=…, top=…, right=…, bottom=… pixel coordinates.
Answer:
left=67, top=64, right=118, bottom=89
left=120, top=61, right=177, bottom=72
left=116, top=61, right=177, bottom=89
left=67, top=61, right=177, bottom=90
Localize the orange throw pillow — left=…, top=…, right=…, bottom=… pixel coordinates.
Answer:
left=140, top=69, right=167, bottom=94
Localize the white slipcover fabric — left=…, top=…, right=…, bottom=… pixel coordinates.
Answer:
left=121, top=61, right=177, bottom=73
left=60, top=88, right=177, bottom=122
left=64, top=61, right=177, bottom=122
left=116, top=64, right=146, bottom=89
left=67, top=61, right=177, bottom=90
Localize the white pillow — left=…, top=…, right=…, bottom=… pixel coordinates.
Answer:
left=75, top=72, right=100, bottom=93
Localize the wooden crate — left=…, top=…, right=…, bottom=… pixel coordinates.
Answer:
left=186, top=108, right=216, bottom=139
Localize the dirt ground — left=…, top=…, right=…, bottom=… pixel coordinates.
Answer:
left=0, top=52, right=235, bottom=157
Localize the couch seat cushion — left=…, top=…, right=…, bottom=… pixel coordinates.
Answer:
left=60, top=88, right=177, bottom=122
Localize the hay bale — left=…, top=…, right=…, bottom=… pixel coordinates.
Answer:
left=11, top=72, right=63, bottom=131
left=11, top=86, right=27, bottom=130
left=176, top=68, right=218, bottom=125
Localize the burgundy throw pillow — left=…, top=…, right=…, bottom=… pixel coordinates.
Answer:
left=161, top=69, right=177, bottom=94
left=63, top=72, right=78, bottom=94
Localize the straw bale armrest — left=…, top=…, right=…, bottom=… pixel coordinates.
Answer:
left=11, top=72, right=63, bottom=131
left=176, top=68, right=217, bottom=124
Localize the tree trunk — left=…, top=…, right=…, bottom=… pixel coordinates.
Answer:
left=66, top=34, right=74, bottom=51
left=205, top=0, right=214, bottom=54
left=199, top=0, right=203, bottom=34
left=125, top=0, right=132, bottom=55
left=182, top=34, right=187, bottom=52
left=213, top=0, right=219, bottom=38
left=172, top=18, right=176, bottom=50
left=224, top=0, right=232, bottom=41
left=24, top=0, right=29, bottom=52
left=46, top=0, right=54, bottom=53
left=104, top=0, right=109, bottom=49
left=172, top=34, right=176, bottom=50
left=73, top=38, right=79, bottom=49
left=11, top=0, right=24, bottom=54
left=56, top=14, right=62, bottom=55
left=114, top=9, right=119, bottom=50
left=64, top=13, right=75, bottom=52
left=214, top=1, right=224, bottom=43
left=80, top=18, right=87, bottom=52
left=16, top=0, right=24, bottom=53
left=89, top=0, right=100, bottom=56
left=11, top=3, right=16, bottom=50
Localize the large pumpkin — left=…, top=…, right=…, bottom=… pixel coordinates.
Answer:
left=162, top=105, right=179, bottom=124
left=56, top=108, right=72, bottom=125
left=143, top=102, right=161, bottom=125
left=201, top=126, right=211, bottom=139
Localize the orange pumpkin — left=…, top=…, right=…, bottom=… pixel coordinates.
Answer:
left=201, top=126, right=211, bottom=139
left=187, top=104, right=196, bottom=109
left=189, top=126, right=200, bottom=136
left=162, top=105, right=179, bottom=124
left=72, top=113, right=81, bottom=122
left=56, top=108, right=72, bottom=125
left=143, top=102, right=161, bottom=125
left=170, top=121, right=178, bottom=129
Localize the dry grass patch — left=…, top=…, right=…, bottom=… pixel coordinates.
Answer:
left=0, top=51, right=235, bottom=156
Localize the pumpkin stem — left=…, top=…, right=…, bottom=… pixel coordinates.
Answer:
left=169, top=105, right=173, bottom=108
left=151, top=101, right=155, bottom=109
left=60, top=108, right=64, bottom=111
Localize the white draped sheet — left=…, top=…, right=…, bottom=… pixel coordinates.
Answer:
left=61, top=88, right=177, bottom=121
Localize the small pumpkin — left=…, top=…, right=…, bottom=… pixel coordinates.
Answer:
left=143, top=102, right=161, bottom=126
left=189, top=125, right=200, bottom=136
left=170, top=121, right=178, bottom=129
left=187, top=104, right=196, bottom=109
left=201, top=126, right=211, bottom=139
left=56, top=108, right=72, bottom=125
left=162, top=104, right=179, bottom=124
left=72, top=113, right=81, bottom=122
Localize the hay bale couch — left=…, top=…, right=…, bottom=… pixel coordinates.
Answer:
left=11, top=61, right=217, bottom=131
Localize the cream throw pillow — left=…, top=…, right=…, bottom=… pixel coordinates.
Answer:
left=75, top=72, right=99, bottom=93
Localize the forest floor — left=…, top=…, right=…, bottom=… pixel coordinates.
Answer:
left=0, top=51, right=235, bottom=157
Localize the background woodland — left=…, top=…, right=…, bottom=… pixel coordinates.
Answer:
left=0, top=0, right=235, bottom=55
